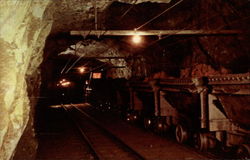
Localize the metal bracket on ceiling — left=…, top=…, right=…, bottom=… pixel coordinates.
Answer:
left=158, top=31, right=162, bottom=40
left=80, top=30, right=91, bottom=39
left=80, top=30, right=108, bottom=39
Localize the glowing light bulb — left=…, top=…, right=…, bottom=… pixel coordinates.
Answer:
left=78, top=67, right=86, bottom=74
left=132, top=35, right=142, bottom=44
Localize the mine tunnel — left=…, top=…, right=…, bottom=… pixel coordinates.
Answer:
left=1, top=0, right=250, bottom=160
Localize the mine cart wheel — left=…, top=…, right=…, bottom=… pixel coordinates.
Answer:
left=236, top=144, right=250, bottom=159
left=194, top=133, right=209, bottom=151
left=175, top=124, right=189, bottom=144
left=194, top=132, right=217, bottom=151
left=144, top=117, right=152, bottom=129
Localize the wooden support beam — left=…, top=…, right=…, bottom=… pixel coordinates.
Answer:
left=70, top=30, right=243, bottom=37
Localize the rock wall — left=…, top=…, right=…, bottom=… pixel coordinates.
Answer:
left=0, top=1, right=53, bottom=159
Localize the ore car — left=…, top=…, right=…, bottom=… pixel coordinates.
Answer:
left=127, top=73, right=250, bottom=158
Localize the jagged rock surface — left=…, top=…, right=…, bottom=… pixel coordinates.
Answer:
left=0, top=0, right=249, bottom=160
left=0, top=1, right=53, bottom=160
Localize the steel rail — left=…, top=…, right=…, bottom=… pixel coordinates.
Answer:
left=72, top=105, right=146, bottom=160
left=62, top=106, right=101, bottom=160
left=65, top=105, right=146, bottom=160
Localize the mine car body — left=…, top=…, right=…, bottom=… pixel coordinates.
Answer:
left=128, top=73, right=250, bottom=157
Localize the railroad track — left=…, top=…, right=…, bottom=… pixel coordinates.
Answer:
left=63, top=105, right=146, bottom=160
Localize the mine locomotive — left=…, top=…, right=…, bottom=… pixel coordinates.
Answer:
left=127, top=73, right=250, bottom=158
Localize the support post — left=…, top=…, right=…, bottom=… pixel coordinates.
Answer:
left=150, top=80, right=161, bottom=116
left=94, top=0, right=98, bottom=30
left=193, top=78, right=209, bottom=129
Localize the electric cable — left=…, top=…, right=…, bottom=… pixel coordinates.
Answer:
left=63, top=39, right=124, bottom=74
left=134, top=0, right=250, bottom=53
left=135, top=0, right=184, bottom=30
left=61, top=0, right=249, bottom=75
left=120, top=0, right=138, bottom=19
left=61, top=42, right=82, bottom=74
left=61, top=58, right=72, bottom=74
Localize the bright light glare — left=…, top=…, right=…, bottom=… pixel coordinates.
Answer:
left=132, top=35, right=142, bottom=44
left=78, top=67, right=86, bottom=74
left=61, top=81, right=71, bottom=87
left=58, top=79, right=71, bottom=87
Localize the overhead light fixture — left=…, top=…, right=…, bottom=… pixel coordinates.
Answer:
left=61, top=81, right=71, bottom=87
left=57, top=79, right=71, bottom=87
left=132, top=35, right=142, bottom=44
left=78, top=66, right=86, bottom=74
left=131, top=28, right=143, bottom=45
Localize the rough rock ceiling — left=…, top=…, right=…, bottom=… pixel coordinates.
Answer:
left=48, top=0, right=171, bottom=33
left=48, top=0, right=250, bottom=33
left=47, top=0, right=250, bottom=76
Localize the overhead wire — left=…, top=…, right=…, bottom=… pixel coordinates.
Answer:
left=134, top=0, right=250, bottom=54
left=61, top=0, right=249, bottom=75
left=60, top=0, right=143, bottom=74
left=69, top=8, right=225, bottom=77
left=64, top=45, right=114, bottom=74
left=60, top=58, right=72, bottom=74
left=135, top=0, right=184, bottom=30
left=61, top=42, right=83, bottom=74
left=120, top=0, right=138, bottom=19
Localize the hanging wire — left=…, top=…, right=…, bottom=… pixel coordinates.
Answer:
left=61, top=0, right=135, bottom=65
left=135, top=0, right=184, bottom=30
left=61, top=0, right=249, bottom=75
left=132, top=0, right=249, bottom=51
left=134, top=0, right=250, bottom=53
left=60, top=42, right=83, bottom=74
left=63, top=39, right=113, bottom=74
left=63, top=39, right=125, bottom=74
left=60, top=58, right=72, bottom=74
left=120, top=0, right=138, bottom=19
left=65, top=55, right=84, bottom=73
left=223, top=0, right=241, bottom=17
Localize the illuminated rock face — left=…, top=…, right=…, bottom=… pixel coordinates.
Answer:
left=0, top=1, right=53, bottom=160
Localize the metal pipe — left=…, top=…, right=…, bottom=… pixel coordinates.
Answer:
left=94, top=0, right=98, bottom=30
left=150, top=80, right=160, bottom=116
left=71, top=30, right=243, bottom=36
left=200, top=87, right=209, bottom=129
left=193, top=78, right=209, bottom=129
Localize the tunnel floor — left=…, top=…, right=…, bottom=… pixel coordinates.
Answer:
left=36, top=107, right=94, bottom=160
left=35, top=103, right=219, bottom=160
